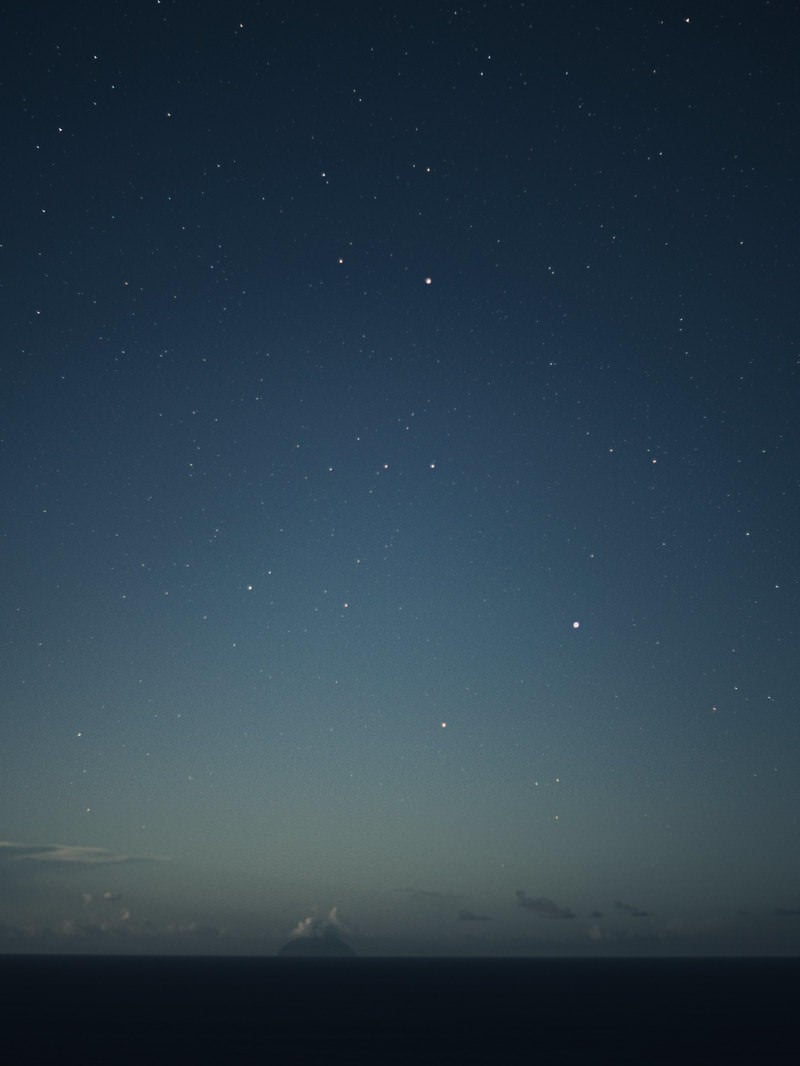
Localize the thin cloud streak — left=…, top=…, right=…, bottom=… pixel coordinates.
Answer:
left=0, top=841, right=168, bottom=865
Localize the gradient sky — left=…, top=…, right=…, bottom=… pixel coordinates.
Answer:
left=2, top=1, right=799, bottom=955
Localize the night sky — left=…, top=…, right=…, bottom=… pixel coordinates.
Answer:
left=2, top=1, right=799, bottom=956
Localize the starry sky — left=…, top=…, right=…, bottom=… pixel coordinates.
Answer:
left=2, top=1, right=799, bottom=956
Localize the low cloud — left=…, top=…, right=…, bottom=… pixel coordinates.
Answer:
left=82, top=891, right=122, bottom=909
left=458, top=909, right=491, bottom=922
left=614, top=900, right=651, bottom=918
left=774, top=907, right=800, bottom=917
left=515, top=891, right=575, bottom=919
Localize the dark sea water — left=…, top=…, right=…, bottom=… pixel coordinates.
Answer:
left=2, top=955, right=797, bottom=1064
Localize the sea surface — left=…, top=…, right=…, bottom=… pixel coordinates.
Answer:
left=2, top=955, right=797, bottom=1064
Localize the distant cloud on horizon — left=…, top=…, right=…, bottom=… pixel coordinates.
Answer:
left=289, top=906, right=349, bottom=940
left=458, top=909, right=492, bottom=922
left=515, top=891, right=575, bottom=919
left=0, top=915, right=231, bottom=948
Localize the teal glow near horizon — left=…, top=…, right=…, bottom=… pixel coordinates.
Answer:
left=2, top=1, right=799, bottom=955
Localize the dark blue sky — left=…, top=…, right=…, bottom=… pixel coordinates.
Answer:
left=2, top=1, right=799, bottom=955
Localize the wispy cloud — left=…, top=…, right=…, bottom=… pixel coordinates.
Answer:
left=458, top=909, right=491, bottom=922
left=515, top=891, right=575, bottom=919
left=0, top=841, right=167, bottom=865
left=614, top=900, right=652, bottom=918
left=396, top=888, right=462, bottom=904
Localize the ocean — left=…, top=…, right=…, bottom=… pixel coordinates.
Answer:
left=2, top=955, right=796, bottom=1064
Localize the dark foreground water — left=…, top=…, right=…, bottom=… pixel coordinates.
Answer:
left=2, top=955, right=797, bottom=1064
